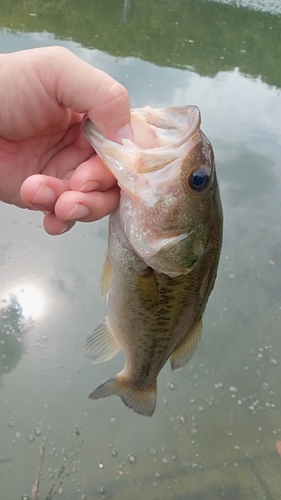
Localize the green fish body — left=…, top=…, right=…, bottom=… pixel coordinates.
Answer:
left=83, top=105, right=223, bottom=416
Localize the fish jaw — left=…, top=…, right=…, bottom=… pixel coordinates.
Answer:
left=83, top=105, right=201, bottom=191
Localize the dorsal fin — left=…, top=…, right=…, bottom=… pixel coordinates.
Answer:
left=100, top=252, right=112, bottom=299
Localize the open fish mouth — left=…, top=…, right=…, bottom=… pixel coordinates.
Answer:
left=83, top=105, right=201, bottom=176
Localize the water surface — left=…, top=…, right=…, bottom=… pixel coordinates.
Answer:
left=0, top=1, right=281, bottom=499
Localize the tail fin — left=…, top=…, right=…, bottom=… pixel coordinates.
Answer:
left=89, top=377, right=157, bottom=417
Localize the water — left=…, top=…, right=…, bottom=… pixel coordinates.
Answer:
left=0, top=1, right=281, bottom=498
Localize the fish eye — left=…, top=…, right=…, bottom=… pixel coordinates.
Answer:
left=188, top=167, right=211, bottom=192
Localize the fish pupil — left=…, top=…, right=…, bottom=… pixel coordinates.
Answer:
left=188, top=167, right=210, bottom=192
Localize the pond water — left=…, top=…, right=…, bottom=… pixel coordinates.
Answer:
left=0, top=1, right=281, bottom=499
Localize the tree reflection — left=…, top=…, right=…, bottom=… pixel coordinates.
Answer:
left=0, top=0, right=280, bottom=88
left=0, top=296, right=31, bottom=377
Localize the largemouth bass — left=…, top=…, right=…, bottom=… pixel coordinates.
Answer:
left=83, top=105, right=223, bottom=416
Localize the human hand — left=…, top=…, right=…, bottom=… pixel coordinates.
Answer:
left=0, top=47, right=131, bottom=234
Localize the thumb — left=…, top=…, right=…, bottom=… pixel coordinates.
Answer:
left=37, top=46, right=131, bottom=140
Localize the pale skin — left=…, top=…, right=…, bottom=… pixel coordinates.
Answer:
left=0, top=46, right=132, bottom=234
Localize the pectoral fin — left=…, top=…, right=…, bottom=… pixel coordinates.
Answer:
left=83, top=317, right=121, bottom=363
left=170, top=319, right=202, bottom=371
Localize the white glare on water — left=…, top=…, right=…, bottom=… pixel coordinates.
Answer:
left=1, top=283, right=45, bottom=320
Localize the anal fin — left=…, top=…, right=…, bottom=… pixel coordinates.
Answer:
left=170, top=319, right=202, bottom=371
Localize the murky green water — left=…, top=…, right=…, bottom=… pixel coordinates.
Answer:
left=1, top=1, right=281, bottom=499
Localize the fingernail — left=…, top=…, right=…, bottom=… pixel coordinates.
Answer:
left=31, top=185, right=56, bottom=205
left=64, top=203, right=90, bottom=220
left=78, top=180, right=100, bottom=192
left=59, top=223, right=70, bottom=234
left=114, top=123, right=134, bottom=144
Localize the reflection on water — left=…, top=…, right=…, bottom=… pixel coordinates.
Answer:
left=0, top=284, right=45, bottom=376
left=1, top=0, right=281, bottom=87
left=122, top=0, right=132, bottom=22
left=211, top=0, right=281, bottom=14
left=2, top=284, right=45, bottom=321
left=0, top=298, right=26, bottom=377
left=0, top=1, right=281, bottom=499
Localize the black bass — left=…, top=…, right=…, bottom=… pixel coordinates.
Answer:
left=83, top=105, right=223, bottom=416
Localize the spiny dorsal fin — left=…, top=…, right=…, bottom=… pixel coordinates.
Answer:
left=83, top=317, right=121, bottom=363
left=170, top=319, right=202, bottom=371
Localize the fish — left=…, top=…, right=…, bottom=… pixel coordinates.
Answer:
left=83, top=105, right=223, bottom=416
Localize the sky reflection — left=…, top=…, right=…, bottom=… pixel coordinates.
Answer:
left=210, top=0, right=281, bottom=15
left=1, top=283, right=45, bottom=321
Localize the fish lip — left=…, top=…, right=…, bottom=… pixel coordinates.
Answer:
left=83, top=118, right=100, bottom=140
left=83, top=105, right=201, bottom=153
